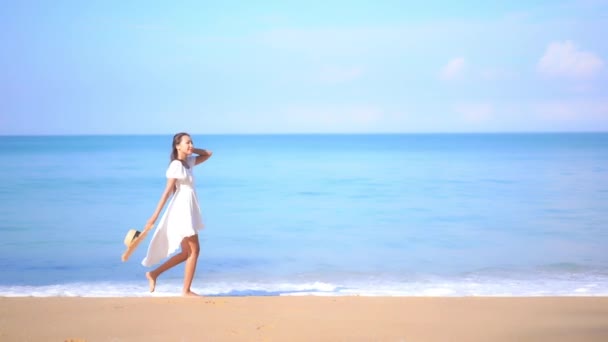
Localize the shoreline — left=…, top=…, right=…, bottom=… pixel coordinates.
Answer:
left=2, top=277, right=605, bottom=297
left=2, top=296, right=607, bottom=341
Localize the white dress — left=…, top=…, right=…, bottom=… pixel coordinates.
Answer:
left=142, top=155, right=204, bottom=267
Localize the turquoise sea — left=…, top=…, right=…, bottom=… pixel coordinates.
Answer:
left=0, top=133, right=607, bottom=296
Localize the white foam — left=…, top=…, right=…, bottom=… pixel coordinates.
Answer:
left=1, top=278, right=608, bottom=297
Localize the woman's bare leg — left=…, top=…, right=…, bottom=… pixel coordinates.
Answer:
left=146, top=239, right=190, bottom=292
left=182, top=234, right=200, bottom=296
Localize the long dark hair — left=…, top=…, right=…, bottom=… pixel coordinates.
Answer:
left=170, top=132, right=190, bottom=162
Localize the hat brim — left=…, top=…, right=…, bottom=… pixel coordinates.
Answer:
left=123, top=229, right=141, bottom=247
left=121, top=229, right=150, bottom=262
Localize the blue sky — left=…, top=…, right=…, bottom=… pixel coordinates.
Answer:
left=1, top=0, right=607, bottom=135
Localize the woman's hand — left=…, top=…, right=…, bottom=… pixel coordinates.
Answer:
left=192, top=147, right=213, bottom=165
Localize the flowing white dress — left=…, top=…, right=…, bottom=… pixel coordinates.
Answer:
left=142, top=155, right=204, bottom=267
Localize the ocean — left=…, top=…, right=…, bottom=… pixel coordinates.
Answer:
left=0, top=133, right=607, bottom=297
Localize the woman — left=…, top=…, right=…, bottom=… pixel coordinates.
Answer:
left=142, top=132, right=212, bottom=296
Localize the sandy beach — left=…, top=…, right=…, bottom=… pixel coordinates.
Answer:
left=1, top=296, right=607, bottom=341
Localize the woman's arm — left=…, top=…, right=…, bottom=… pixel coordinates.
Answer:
left=145, top=178, right=177, bottom=231
left=192, top=147, right=213, bottom=166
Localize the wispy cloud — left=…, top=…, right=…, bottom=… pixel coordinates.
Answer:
left=440, top=57, right=466, bottom=80
left=537, top=41, right=604, bottom=78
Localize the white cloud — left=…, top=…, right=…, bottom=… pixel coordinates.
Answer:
left=440, top=57, right=466, bottom=80
left=537, top=41, right=604, bottom=78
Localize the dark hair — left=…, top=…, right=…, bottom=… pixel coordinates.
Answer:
left=170, top=132, right=191, bottom=162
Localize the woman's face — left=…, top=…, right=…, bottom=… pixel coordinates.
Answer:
left=176, top=135, right=194, bottom=155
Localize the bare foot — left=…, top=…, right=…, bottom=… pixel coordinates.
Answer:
left=146, top=272, right=156, bottom=292
left=182, top=290, right=201, bottom=297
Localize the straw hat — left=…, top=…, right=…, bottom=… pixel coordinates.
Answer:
left=123, top=229, right=141, bottom=247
